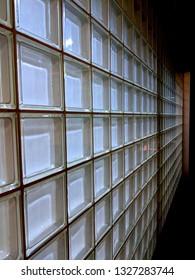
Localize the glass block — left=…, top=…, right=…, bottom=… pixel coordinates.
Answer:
left=92, top=70, right=110, bottom=112
left=111, top=116, right=123, bottom=149
left=125, top=204, right=135, bottom=237
left=0, top=192, right=22, bottom=260
left=124, top=174, right=135, bottom=208
left=124, top=84, right=133, bottom=113
left=67, top=163, right=92, bottom=221
left=0, top=0, right=11, bottom=26
left=95, top=232, right=112, bottom=260
left=0, top=29, right=15, bottom=109
left=112, top=184, right=124, bottom=221
left=24, top=175, right=66, bottom=256
left=124, top=49, right=133, bottom=82
left=134, top=29, right=142, bottom=57
left=125, top=145, right=134, bottom=176
left=111, top=78, right=123, bottom=112
left=111, top=39, right=122, bottom=77
left=0, top=114, right=18, bottom=194
left=134, top=116, right=142, bottom=140
left=142, top=65, right=148, bottom=89
left=134, top=58, right=142, bottom=86
left=21, top=114, right=64, bottom=184
left=110, top=1, right=122, bottom=40
left=142, top=39, right=148, bottom=63
left=115, top=246, right=125, bottom=260
left=69, top=209, right=93, bottom=260
left=73, top=0, right=89, bottom=11
left=123, top=0, right=133, bottom=19
left=112, top=150, right=124, bottom=187
left=91, top=0, right=108, bottom=27
left=64, top=1, right=90, bottom=60
left=65, top=58, right=90, bottom=111
left=113, top=216, right=124, bottom=256
left=18, top=38, right=63, bottom=110
left=66, top=115, right=92, bottom=166
left=16, top=0, right=60, bottom=46
left=123, top=16, right=134, bottom=50
left=124, top=116, right=134, bottom=144
left=92, top=22, right=109, bottom=69
left=94, top=155, right=111, bottom=200
left=30, top=231, right=67, bottom=260
left=93, top=116, right=109, bottom=155
left=95, top=194, right=111, bottom=241
left=133, top=87, right=141, bottom=113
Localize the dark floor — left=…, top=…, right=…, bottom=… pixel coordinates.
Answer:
left=152, top=176, right=195, bottom=260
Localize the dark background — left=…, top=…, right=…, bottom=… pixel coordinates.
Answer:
left=152, top=0, right=194, bottom=259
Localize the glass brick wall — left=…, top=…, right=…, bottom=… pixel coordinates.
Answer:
left=0, top=0, right=183, bottom=260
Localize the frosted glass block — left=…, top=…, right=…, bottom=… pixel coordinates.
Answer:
left=124, top=84, right=133, bottom=113
left=125, top=204, right=135, bottom=237
left=112, top=184, right=124, bottom=221
left=73, top=0, right=89, bottom=11
left=92, top=22, right=109, bottom=69
left=95, top=194, right=111, bottom=241
left=91, top=0, right=108, bottom=27
left=95, top=232, right=112, bottom=260
left=64, top=1, right=90, bottom=60
left=124, top=116, right=134, bottom=144
left=112, top=150, right=124, bottom=187
left=0, top=30, right=15, bottom=109
left=24, top=175, right=65, bottom=255
left=113, top=216, right=124, bottom=256
left=16, top=0, right=60, bottom=46
left=69, top=210, right=93, bottom=260
left=142, top=39, right=148, bottom=63
left=66, top=115, right=92, bottom=166
left=111, top=39, right=122, bottom=77
left=110, top=1, right=122, bottom=40
left=65, top=59, right=90, bottom=111
left=124, top=175, right=135, bottom=208
left=111, top=116, right=123, bottom=149
left=134, top=29, right=142, bottom=57
left=125, top=146, right=134, bottom=176
left=0, top=192, right=22, bottom=260
left=142, top=65, right=148, bottom=89
left=18, top=39, right=63, bottom=110
left=0, top=115, right=18, bottom=193
left=93, top=116, right=109, bottom=155
left=68, top=163, right=92, bottom=220
left=142, top=139, right=149, bottom=161
left=94, top=156, right=110, bottom=200
left=123, top=16, right=133, bottom=50
left=92, top=70, right=109, bottom=112
left=0, top=0, right=11, bottom=26
left=133, top=87, right=141, bottom=113
left=30, top=231, right=67, bottom=260
left=134, top=58, right=142, bottom=86
left=111, top=78, right=122, bottom=112
left=124, top=49, right=133, bottom=82
left=21, top=115, right=64, bottom=184
left=134, top=116, right=142, bottom=140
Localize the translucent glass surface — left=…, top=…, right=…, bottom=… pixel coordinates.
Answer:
left=111, top=116, right=123, bottom=149
left=21, top=115, right=64, bottom=184
left=111, top=39, right=122, bottom=77
left=24, top=175, right=65, bottom=255
left=91, top=0, right=108, bottom=27
left=92, top=70, right=109, bottom=112
left=93, top=116, right=109, bottom=155
left=0, top=115, right=18, bottom=193
left=112, top=150, right=124, bottom=187
left=95, top=232, right=112, bottom=260
left=65, top=58, right=90, bottom=111
left=66, top=115, right=92, bottom=166
left=69, top=210, right=93, bottom=259
left=111, top=78, right=123, bottom=112
left=94, top=156, right=110, bottom=200
left=64, top=1, right=90, bottom=60
left=68, top=163, right=92, bottom=220
left=16, top=0, right=60, bottom=46
left=18, top=40, right=63, bottom=110
left=0, top=193, right=22, bottom=260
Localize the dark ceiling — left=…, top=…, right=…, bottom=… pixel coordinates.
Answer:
left=153, top=0, right=193, bottom=72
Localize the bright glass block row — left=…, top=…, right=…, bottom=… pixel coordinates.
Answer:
left=0, top=0, right=183, bottom=260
